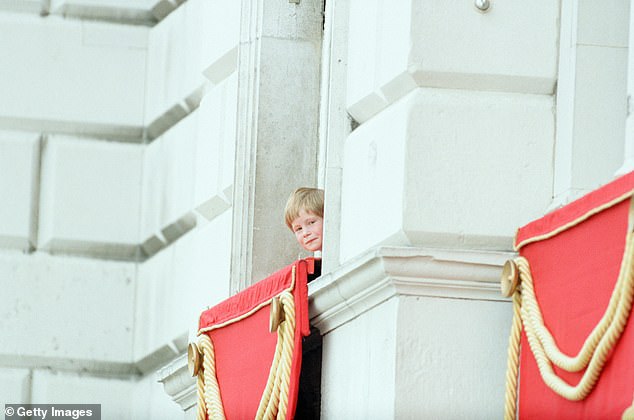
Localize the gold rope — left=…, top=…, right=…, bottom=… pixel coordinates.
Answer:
left=503, top=231, right=634, bottom=418
left=521, top=225, right=633, bottom=372
left=513, top=190, right=633, bottom=250
left=197, top=334, right=226, bottom=420
left=256, top=290, right=296, bottom=420
left=503, top=290, right=522, bottom=420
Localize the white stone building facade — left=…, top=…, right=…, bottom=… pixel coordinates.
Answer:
left=0, top=0, right=630, bottom=418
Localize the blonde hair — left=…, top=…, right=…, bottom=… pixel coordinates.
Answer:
left=284, top=187, right=324, bottom=229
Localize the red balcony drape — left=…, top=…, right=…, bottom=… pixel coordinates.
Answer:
left=515, top=171, right=634, bottom=419
left=197, top=259, right=313, bottom=419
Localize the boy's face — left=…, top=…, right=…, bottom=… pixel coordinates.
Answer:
left=291, top=209, right=323, bottom=252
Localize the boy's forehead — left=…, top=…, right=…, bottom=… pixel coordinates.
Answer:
left=293, top=209, right=321, bottom=221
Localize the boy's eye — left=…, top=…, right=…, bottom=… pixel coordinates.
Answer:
left=293, top=226, right=302, bottom=232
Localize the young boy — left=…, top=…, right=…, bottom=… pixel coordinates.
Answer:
left=284, top=187, right=324, bottom=253
left=285, top=188, right=324, bottom=419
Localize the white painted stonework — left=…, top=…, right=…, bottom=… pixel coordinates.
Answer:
left=346, top=0, right=559, bottom=123
left=1, top=0, right=632, bottom=418
left=0, top=252, right=136, bottom=371
left=0, top=0, right=240, bottom=415
left=340, top=89, right=554, bottom=262
left=312, top=247, right=512, bottom=418
left=554, top=0, right=629, bottom=205
left=0, top=14, right=147, bottom=138
left=38, top=136, right=145, bottom=259
left=0, top=131, right=40, bottom=250
left=0, top=368, right=31, bottom=404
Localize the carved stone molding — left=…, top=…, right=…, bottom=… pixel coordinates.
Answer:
left=309, top=246, right=514, bottom=334
left=157, top=354, right=197, bottom=412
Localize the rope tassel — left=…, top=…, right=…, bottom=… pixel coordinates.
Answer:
left=196, top=334, right=226, bottom=420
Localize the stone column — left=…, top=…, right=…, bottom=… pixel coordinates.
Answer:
left=231, top=0, right=324, bottom=292
left=318, top=0, right=352, bottom=273
left=554, top=0, right=629, bottom=203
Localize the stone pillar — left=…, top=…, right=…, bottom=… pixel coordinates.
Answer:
left=231, top=0, right=324, bottom=292
left=319, top=0, right=353, bottom=273
left=554, top=0, right=629, bottom=203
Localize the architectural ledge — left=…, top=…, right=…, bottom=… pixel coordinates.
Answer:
left=309, top=246, right=515, bottom=334
left=157, top=353, right=197, bottom=411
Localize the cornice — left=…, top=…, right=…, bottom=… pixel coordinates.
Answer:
left=156, top=354, right=197, bottom=411
left=309, top=246, right=515, bottom=334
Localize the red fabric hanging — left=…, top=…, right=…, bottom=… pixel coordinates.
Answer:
left=515, top=171, right=634, bottom=419
left=198, top=259, right=313, bottom=420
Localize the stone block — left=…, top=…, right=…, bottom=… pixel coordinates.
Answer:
left=0, top=368, right=31, bottom=404
left=31, top=370, right=134, bottom=418
left=321, top=297, right=397, bottom=419
left=201, top=0, right=240, bottom=84
left=339, top=105, right=408, bottom=260
left=144, top=0, right=240, bottom=127
left=394, top=296, right=510, bottom=418
left=346, top=0, right=560, bottom=123
left=159, top=114, right=197, bottom=228
left=194, top=73, right=238, bottom=210
left=139, top=137, right=163, bottom=242
left=133, top=243, right=174, bottom=360
left=134, top=210, right=232, bottom=362
left=340, top=88, right=554, bottom=262
left=38, top=136, right=144, bottom=259
left=0, top=131, right=40, bottom=250
left=567, top=45, right=627, bottom=191
left=0, top=253, right=135, bottom=368
left=141, top=108, right=204, bottom=242
left=0, top=15, right=146, bottom=135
